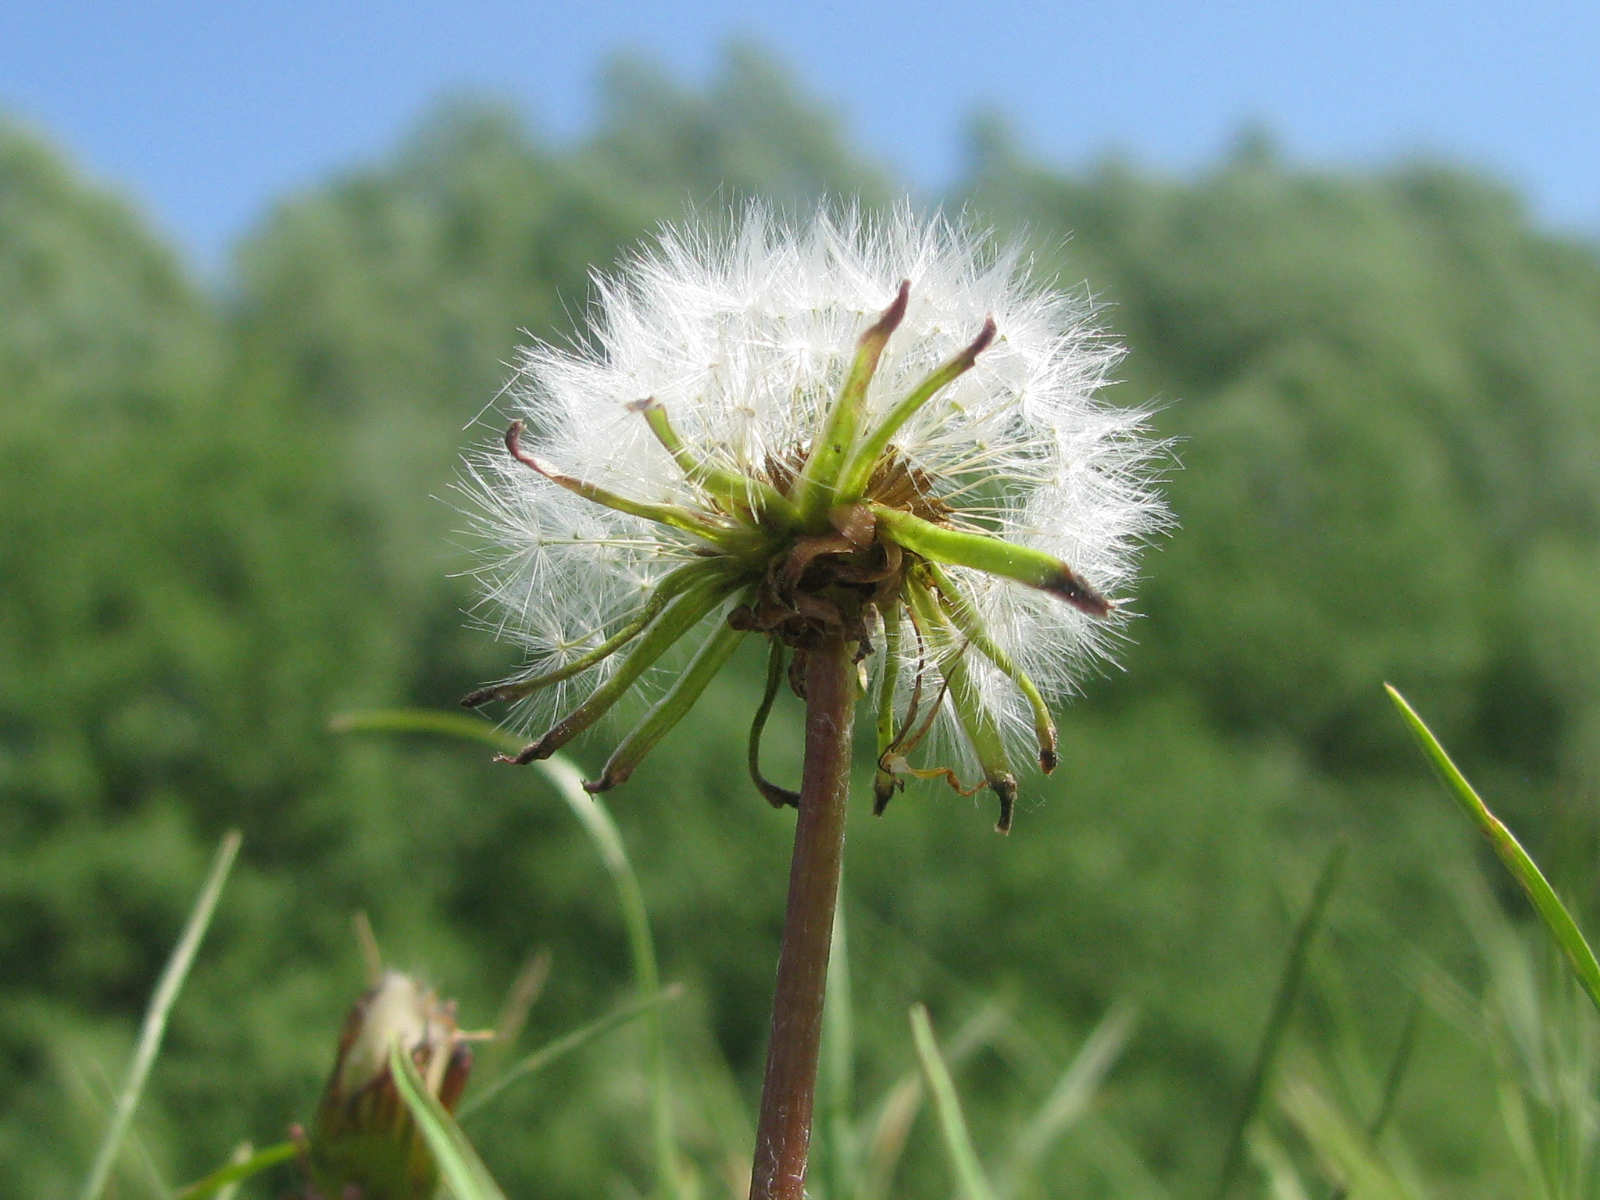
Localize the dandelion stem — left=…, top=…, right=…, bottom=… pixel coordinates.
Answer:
left=750, top=633, right=857, bottom=1200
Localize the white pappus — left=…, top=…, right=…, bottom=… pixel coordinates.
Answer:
left=462, top=201, right=1167, bottom=832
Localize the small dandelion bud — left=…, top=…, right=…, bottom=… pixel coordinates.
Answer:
left=463, top=202, right=1166, bottom=830
left=301, top=971, right=473, bottom=1200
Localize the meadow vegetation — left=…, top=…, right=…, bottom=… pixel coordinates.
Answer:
left=7, top=46, right=1600, bottom=1198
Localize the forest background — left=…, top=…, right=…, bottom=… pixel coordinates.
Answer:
left=7, top=44, right=1600, bottom=1198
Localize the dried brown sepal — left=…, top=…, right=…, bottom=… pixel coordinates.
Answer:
left=991, top=774, right=1018, bottom=835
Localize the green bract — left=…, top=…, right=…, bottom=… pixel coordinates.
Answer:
left=469, top=283, right=1114, bottom=832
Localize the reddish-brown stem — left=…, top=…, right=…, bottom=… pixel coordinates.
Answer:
left=748, top=634, right=857, bottom=1200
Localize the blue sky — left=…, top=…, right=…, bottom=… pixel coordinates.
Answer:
left=3, top=0, right=1597, bottom=271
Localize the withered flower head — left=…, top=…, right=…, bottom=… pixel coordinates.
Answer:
left=464, top=203, right=1166, bottom=830
left=301, top=971, right=472, bottom=1200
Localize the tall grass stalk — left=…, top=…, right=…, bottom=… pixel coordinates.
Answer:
left=1212, top=842, right=1345, bottom=1200
left=171, top=1142, right=298, bottom=1200
left=1386, top=684, right=1600, bottom=1016
left=910, top=1002, right=1000, bottom=1200
left=330, top=709, right=685, bottom=1197
left=78, top=829, right=241, bottom=1200
left=389, top=1039, right=509, bottom=1200
left=999, top=1003, right=1136, bottom=1197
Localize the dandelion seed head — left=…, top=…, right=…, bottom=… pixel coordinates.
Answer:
left=466, top=200, right=1167, bottom=805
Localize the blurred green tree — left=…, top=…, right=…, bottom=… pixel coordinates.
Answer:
left=5, top=45, right=1600, bottom=1200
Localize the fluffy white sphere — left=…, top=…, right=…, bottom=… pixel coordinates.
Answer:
left=465, top=202, right=1167, bottom=797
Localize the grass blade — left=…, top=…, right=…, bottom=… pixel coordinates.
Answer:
left=1386, top=683, right=1600, bottom=1018
left=388, top=1040, right=508, bottom=1200
left=79, top=830, right=242, bottom=1200
left=1328, top=997, right=1420, bottom=1200
left=1001, top=1003, right=1136, bottom=1196
left=476, top=949, right=552, bottom=1084
left=171, top=1141, right=296, bottom=1200
left=459, top=984, right=682, bottom=1117
left=859, top=1003, right=1007, bottom=1200
left=330, top=708, right=524, bottom=755
left=910, top=1003, right=999, bottom=1200
left=533, top=755, right=685, bottom=1198
left=1278, top=1079, right=1423, bottom=1200
left=1212, top=842, right=1345, bottom=1200
left=331, top=710, right=685, bottom=1198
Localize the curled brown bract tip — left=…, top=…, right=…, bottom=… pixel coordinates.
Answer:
left=504, top=421, right=558, bottom=479
left=758, top=779, right=802, bottom=809
left=1043, top=568, right=1114, bottom=618
left=1039, top=746, right=1058, bottom=775
left=992, top=775, right=1018, bottom=835
left=460, top=686, right=499, bottom=709
left=872, top=775, right=901, bottom=816
left=863, top=279, right=911, bottom=342
left=959, top=316, right=998, bottom=367
left=625, top=396, right=660, bottom=413
left=493, top=740, right=547, bottom=766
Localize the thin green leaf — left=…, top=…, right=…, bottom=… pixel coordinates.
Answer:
left=505, top=419, right=743, bottom=548
left=459, top=985, right=683, bottom=1117
left=859, top=1003, right=1007, bottom=1200
left=329, top=708, right=525, bottom=756
left=388, top=1040, right=508, bottom=1200
left=1386, top=684, right=1600, bottom=1017
left=1001, top=1004, right=1136, bottom=1197
left=1246, top=1127, right=1314, bottom=1200
left=1278, top=1079, right=1425, bottom=1200
left=80, top=831, right=242, bottom=1200
left=926, top=563, right=1057, bottom=773
left=905, top=573, right=1015, bottom=832
left=330, top=714, right=687, bottom=1198
left=476, top=949, right=552, bottom=1084
left=836, top=316, right=996, bottom=502
left=461, top=560, right=723, bottom=707
left=1328, top=999, right=1421, bottom=1200
left=509, top=579, right=734, bottom=762
left=910, top=1003, right=1000, bottom=1200
left=792, top=281, right=908, bottom=523
left=872, top=602, right=904, bottom=813
left=527, top=756, right=688, bottom=1200
left=750, top=637, right=801, bottom=808
left=171, top=1142, right=296, bottom=1200
left=1212, top=842, right=1346, bottom=1200
left=634, top=398, right=799, bottom=526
